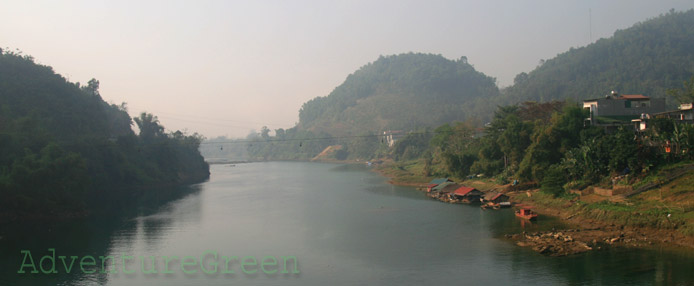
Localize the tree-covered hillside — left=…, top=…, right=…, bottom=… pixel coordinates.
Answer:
left=249, top=10, right=694, bottom=162
left=504, top=9, right=694, bottom=104
left=298, top=53, right=500, bottom=134
left=0, top=49, right=209, bottom=221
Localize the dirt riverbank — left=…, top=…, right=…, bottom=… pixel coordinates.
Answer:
left=374, top=163, right=694, bottom=256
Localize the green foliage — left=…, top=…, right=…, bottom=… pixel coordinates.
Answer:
left=334, top=149, right=349, bottom=160
left=298, top=53, right=500, bottom=134
left=250, top=10, right=694, bottom=161
left=392, top=130, right=432, bottom=161
left=503, top=10, right=694, bottom=105
left=667, top=75, right=694, bottom=104
left=429, top=122, right=479, bottom=177
left=246, top=127, right=337, bottom=160
left=517, top=105, right=588, bottom=182
left=134, top=112, right=165, bottom=141
left=0, top=50, right=209, bottom=220
left=541, top=164, right=566, bottom=197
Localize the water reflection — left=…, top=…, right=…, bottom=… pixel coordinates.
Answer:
left=4, top=162, right=694, bottom=285
left=0, top=184, right=203, bottom=286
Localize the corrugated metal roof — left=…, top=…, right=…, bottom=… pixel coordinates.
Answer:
left=453, top=186, right=477, bottom=196
left=484, top=192, right=500, bottom=200
left=440, top=183, right=461, bottom=193
left=429, top=178, right=450, bottom=185
left=432, top=181, right=454, bottom=191
left=491, top=193, right=507, bottom=201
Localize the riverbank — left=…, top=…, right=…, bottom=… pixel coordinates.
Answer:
left=374, top=160, right=694, bottom=256
left=505, top=190, right=694, bottom=256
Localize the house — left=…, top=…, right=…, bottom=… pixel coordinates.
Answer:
left=583, top=91, right=667, bottom=130
left=383, top=130, right=404, bottom=147
left=483, top=192, right=509, bottom=204
left=653, top=103, right=694, bottom=123
left=427, top=178, right=453, bottom=192
left=439, top=183, right=461, bottom=194
left=632, top=103, right=694, bottom=131
left=428, top=178, right=453, bottom=185
left=430, top=181, right=454, bottom=193
left=427, top=182, right=459, bottom=200
left=450, top=186, right=483, bottom=203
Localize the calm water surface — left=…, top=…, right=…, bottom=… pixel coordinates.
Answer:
left=2, top=162, right=694, bottom=285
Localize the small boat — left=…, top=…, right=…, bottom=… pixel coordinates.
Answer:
left=498, top=202, right=512, bottom=208
left=515, top=207, right=538, bottom=220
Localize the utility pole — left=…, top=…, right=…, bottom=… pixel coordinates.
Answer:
left=589, top=8, right=593, bottom=43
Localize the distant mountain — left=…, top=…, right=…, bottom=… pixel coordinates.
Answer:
left=252, top=10, right=694, bottom=161
left=298, top=53, right=500, bottom=134
left=503, top=9, right=694, bottom=104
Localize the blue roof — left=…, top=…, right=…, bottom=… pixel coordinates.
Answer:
left=432, top=181, right=454, bottom=192
left=429, top=178, right=451, bottom=185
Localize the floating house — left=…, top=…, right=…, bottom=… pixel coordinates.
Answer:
left=427, top=178, right=453, bottom=192
left=440, top=183, right=462, bottom=194
left=450, top=186, right=483, bottom=203
left=483, top=192, right=509, bottom=204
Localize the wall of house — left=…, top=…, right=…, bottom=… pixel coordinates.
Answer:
left=592, top=98, right=666, bottom=117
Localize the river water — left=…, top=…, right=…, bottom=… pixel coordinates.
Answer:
left=2, top=162, right=694, bottom=285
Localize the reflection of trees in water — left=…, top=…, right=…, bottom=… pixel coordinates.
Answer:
left=499, top=232, right=694, bottom=285
left=0, top=184, right=203, bottom=285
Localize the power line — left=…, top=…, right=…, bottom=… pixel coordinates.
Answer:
left=126, top=104, right=290, bottom=128
left=5, top=128, right=470, bottom=150
left=200, top=129, right=469, bottom=146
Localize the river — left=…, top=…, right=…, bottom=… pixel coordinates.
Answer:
left=2, top=162, right=694, bottom=285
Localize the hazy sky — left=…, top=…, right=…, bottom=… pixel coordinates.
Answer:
left=2, top=0, right=694, bottom=138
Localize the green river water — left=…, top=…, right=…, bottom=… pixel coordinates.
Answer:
left=2, top=161, right=694, bottom=285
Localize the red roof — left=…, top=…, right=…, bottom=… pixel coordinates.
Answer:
left=453, top=186, right=477, bottom=196
left=618, top=94, right=649, bottom=100
left=491, top=193, right=504, bottom=201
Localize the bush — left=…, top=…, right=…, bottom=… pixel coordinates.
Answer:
left=541, top=164, right=566, bottom=197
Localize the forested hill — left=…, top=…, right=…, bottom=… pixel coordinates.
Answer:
left=298, top=53, right=500, bottom=134
left=503, top=9, right=694, bottom=103
left=0, top=49, right=209, bottom=221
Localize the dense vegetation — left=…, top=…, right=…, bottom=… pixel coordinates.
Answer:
left=0, top=49, right=209, bottom=221
left=245, top=53, right=499, bottom=160
left=299, top=53, right=500, bottom=134
left=503, top=9, right=694, bottom=105
left=246, top=10, right=694, bottom=162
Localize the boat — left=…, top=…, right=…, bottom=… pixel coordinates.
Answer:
left=515, top=207, right=538, bottom=220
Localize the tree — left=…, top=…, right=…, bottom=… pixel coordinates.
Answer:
left=541, top=164, right=566, bottom=197
left=497, top=114, right=532, bottom=169
left=260, top=126, right=270, bottom=140
left=134, top=112, right=164, bottom=140
left=275, top=128, right=286, bottom=140
left=82, top=78, right=101, bottom=97
left=668, top=76, right=694, bottom=104
left=514, top=72, right=529, bottom=85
